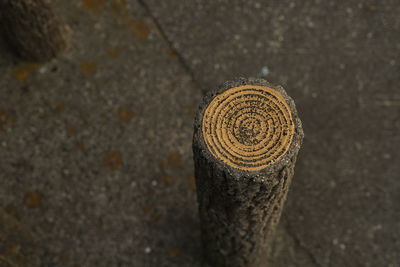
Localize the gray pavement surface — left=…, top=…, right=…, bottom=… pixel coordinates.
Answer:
left=0, top=0, right=399, bottom=266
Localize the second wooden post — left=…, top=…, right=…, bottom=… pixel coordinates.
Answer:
left=0, top=0, right=70, bottom=61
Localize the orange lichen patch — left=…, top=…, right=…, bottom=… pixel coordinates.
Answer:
left=102, top=151, right=123, bottom=170
left=81, top=0, right=107, bottom=10
left=160, top=176, right=173, bottom=185
left=151, top=215, right=161, bottom=222
left=11, top=63, right=41, bottom=82
left=186, top=105, right=198, bottom=116
left=59, top=252, right=70, bottom=265
left=116, top=106, right=134, bottom=123
left=4, top=205, right=18, bottom=219
left=80, top=61, right=97, bottom=77
left=143, top=205, right=154, bottom=213
left=165, top=47, right=176, bottom=57
left=75, top=143, right=85, bottom=150
left=66, top=124, right=77, bottom=135
left=0, top=108, right=16, bottom=131
left=8, top=244, right=21, bottom=255
left=130, top=20, right=150, bottom=38
left=167, top=152, right=181, bottom=168
left=106, top=47, right=122, bottom=59
left=112, top=0, right=127, bottom=11
left=12, top=68, right=28, bottom=82
left=169, top=248, right=180, bottom=257
left=202, top=85, right=295, bottom=171
left=187, top=176, right=196, bottom=190
left=24, top=191, right=42, bottom=208
left=54, top=103, right=66, bottom=112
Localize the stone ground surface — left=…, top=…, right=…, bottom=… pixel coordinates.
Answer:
left=0, top=0, right=399, bottom=266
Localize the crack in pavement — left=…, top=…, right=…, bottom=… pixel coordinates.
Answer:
left=137, top=0, right=199, bottom=88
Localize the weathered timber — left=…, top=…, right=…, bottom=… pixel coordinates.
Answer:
left=193, top=78, right=304, bottom=267
left=0, top=0, right=70, bottom=61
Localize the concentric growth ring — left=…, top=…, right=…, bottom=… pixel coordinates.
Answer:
left=202, top=85, right=295, bottom=171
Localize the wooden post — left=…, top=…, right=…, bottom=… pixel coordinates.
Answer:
left=0, top=0, right=70, bottom=61
left=193, top=78, right=304, bottom=267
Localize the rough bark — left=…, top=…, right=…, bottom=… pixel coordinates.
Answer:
left=0, top=0, right=70, bottom=61
left=193, top=78, right=304, bottom=267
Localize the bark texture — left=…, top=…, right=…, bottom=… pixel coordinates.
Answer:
left=0, top=0, right=70, bottom=61
left=193, top=78, right=304, bottom=267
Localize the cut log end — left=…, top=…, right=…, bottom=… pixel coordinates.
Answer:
left=194, top=78, right=303, bottom=176
left=202, top=84, right=296, bottom=171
